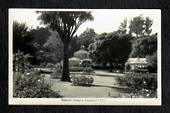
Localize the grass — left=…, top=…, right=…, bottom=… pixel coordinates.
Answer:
left=44, top=74, right=132, bottom=98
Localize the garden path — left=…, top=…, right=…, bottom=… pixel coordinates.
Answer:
left=44, top=73, right=131, bottom=98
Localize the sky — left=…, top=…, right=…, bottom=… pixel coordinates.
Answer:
left=9, top=9, right=161, bottom=36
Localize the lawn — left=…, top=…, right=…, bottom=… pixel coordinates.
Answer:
left=44, top=73, right=132, bottom=98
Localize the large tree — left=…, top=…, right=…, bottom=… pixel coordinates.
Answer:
left=91, top=32, right=132, bottom=71
left=38, top=11, right=93, bottom=81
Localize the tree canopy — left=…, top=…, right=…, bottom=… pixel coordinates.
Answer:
left=130, top=33, right=157, bottom=58
left=13, top=21, right=35, bottom=54
left=38, top=11, right=94, bottom=81
left=89, top=32, right=132, bottom=71
left=77, top=28, right=97, bottom=49
left=129, top=15, right=153, bottom=37
left=37, top=11, right=94, bottom=43
left=118, top=18, right=127, bottom=34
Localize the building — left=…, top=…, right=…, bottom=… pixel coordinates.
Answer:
left=125, top=57, right=149, bottom=71
left=69, top=46, right=92, bottom=72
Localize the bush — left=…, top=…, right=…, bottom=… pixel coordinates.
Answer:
left=13, top=71, right=62, bottom=98
left=118, top=89, right=157, bottom=98
left=116, top=72, right=157, bottom=90
left=146, top=52, right=157, bottom=73
left=116, top=72, right=157, bottom=98
left=71, top=75, right=94, bottom=86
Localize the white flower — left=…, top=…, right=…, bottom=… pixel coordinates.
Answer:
left=146, top=94, right=150, bottom=97
left=26, top=73, right=30, bottom=75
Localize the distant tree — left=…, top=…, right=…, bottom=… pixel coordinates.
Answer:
left=13, top=21, right=37, bottom=65
left=88, top=33, right=108, bottom=62
left=118, top=18, right=127, bottom=34
left=38, top=11, right=93, bottom=81
left=129, top=15, right=153, bottom=38
left=30, top=27, right=51, bottom=48
left=144, top=17, right=153, bottom=36
left=130, top=33, right=157, bottom=58
left=40, top=30, right=63, bottom=63
left=77, top=28, right=97, bottom=49
left=129, top=15, right=145, bottom=37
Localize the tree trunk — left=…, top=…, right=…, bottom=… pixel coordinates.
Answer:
left=109, top=61, right=113, bottom=72
left=61, top=42, right=71, bottom=82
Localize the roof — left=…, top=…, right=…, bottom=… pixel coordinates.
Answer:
left=74, top=50, right=88, bottom=54
left=126, top=58, right=148, bottom=64
left=74, top=50, right=89, bottom=60
left=82, top=59, right=92, bottom=62
left=69, top=57, right=81, bottom=61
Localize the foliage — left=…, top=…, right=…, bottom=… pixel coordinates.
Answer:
left=129, top=15, right=153, bottom=37
left=116, top=72, right=157, bottom=97
left=13, top=71, right=62, bottom=98
left=118, top=18, right=127, bottom=34
left=88, top=33, right=108, bottom=61
left=116, top=72, right=157, bottom=91
left=31, top=27, right=51, bottom=48
left=13, top=51, right=33, bottom=73
left=146, top=52, right=157, bottom=73
left=71, top=75, right=94, bottom=86
left=90, top=33, right=132, bottom=71
left=129, top=15, right=145, bottom=37
left=38, top=11, right=94, bottom=81
left=37, top=11, right=94, bottom=43
left=130, top=34, right=157, bottom=58
left=145, top=17, right=153, bottom=36
left=77, top=28, right=97, bottom=49
left=36, top=30, right=63, bottom=63
left=13, top=21, right=37, bottom=59
left=118, top=89, right=157, bottom=98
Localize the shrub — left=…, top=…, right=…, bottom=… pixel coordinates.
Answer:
left=71, top=75, right=94, bottom=86
left=116, top=72, right=157, bottom=91
left=118, top=89, right=157, bottom=98
left=116, top=72, right=157, bottom=98
left=146, top=52, right=157, bottom=73
left=13, top=71, right=62, bottom=98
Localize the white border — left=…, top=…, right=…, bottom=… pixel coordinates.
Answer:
left=8, top=8, right=161, bottom=105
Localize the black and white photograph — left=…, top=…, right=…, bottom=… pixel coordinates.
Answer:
left=8, top=9, right=161, bottom=105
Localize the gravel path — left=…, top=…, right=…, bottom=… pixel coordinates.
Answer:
left=44, top=74, right=131, bottom=98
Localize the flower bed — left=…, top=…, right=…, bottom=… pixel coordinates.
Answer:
left=13, top=71, right=62, bottom=98
left=116, top=72, right=157, bottom=98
